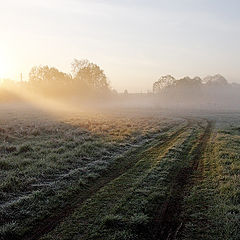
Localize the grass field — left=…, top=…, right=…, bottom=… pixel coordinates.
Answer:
left=0, top=104, right=240, bottom=240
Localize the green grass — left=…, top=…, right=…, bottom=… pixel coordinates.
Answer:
left=40, top=120, right=204, bottom=240
left=180, top=123, right=240, bottom=240
left=1, top=105, right=240, bottom=240
left=0, top=105, right=184, bottom=239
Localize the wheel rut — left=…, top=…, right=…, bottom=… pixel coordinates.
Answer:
left=151, top=120, right=213, bottom=240
left=21, top=120, right=192, bottom=240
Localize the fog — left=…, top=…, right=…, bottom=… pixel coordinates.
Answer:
left=0, top=60, right=240, bottom=113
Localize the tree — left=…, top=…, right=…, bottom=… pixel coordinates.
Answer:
left=153, top=75, right=176, bottom=93
left=28, top=66, right=72, bottom=97
left=29, top=66, right=71, bottom=86
left=203, top=74, right=228, bottom=86
left=71, top=59, right=109, bottom=91
left=174, top=76, right=202, bottom=88
left=27, top=60, right=110, bottom=98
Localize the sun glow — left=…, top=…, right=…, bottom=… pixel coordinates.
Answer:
left=0, top=58, right=6, bottom=79
left=0, top=57, right=14, bottom=81
left=0, top=64, right=3, bottom=79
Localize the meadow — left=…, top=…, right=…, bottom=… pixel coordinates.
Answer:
left=0, top=105, right=240, bottom=240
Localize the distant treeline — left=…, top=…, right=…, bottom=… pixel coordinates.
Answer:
left=152, top=74, right=240, bottom=109
left=0, top=61, right=240, bottom=110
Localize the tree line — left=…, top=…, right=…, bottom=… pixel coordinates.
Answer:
left=1, top=62, right=240, bottom=110
left=0, top=59, right=112, bottom=101
left=153, top=74, right=240, bottom=109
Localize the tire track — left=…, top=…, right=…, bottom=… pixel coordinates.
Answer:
left=151, top=120, right=213, bottom=240
left=21, top=120, right=192, bottom=240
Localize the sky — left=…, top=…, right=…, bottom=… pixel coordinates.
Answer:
left=0, top=0, right=240, bottom=92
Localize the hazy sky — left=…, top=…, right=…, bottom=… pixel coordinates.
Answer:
left=0, top=0, right=240, bottom=92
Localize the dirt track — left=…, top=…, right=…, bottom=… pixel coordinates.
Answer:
left=19, top=118, right=214, bottom=240
left=22, top=120, right=192, bottom=240
left=151, top=120, right=213, bottom=240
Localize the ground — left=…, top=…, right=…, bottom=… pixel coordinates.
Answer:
left=0, top=104, right=240, bottom=240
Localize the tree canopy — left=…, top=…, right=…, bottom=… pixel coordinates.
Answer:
left=71, top=59, right=109, bottom=91
left=27, top=59, right=111, bottom=98
left=29, top=66, right=71, bottom=85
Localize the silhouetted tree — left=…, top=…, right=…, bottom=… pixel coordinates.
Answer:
left=153, top=75, right=176, bottom=93
left=28, top=66, right=72, bottom=97
left=152, top=74, right=239, bottom=109
left=174, top=76, right=202, bottom=89
left=71, top=59, right=109, bottom=91
left=29, top=66, right=71, bottom=85
left=203, top=74, right=228, bottom=86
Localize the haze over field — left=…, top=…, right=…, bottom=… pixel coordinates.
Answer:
left=1, top=0, right=240, bottom=92
left=1, top=2, right=240, bottom=240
